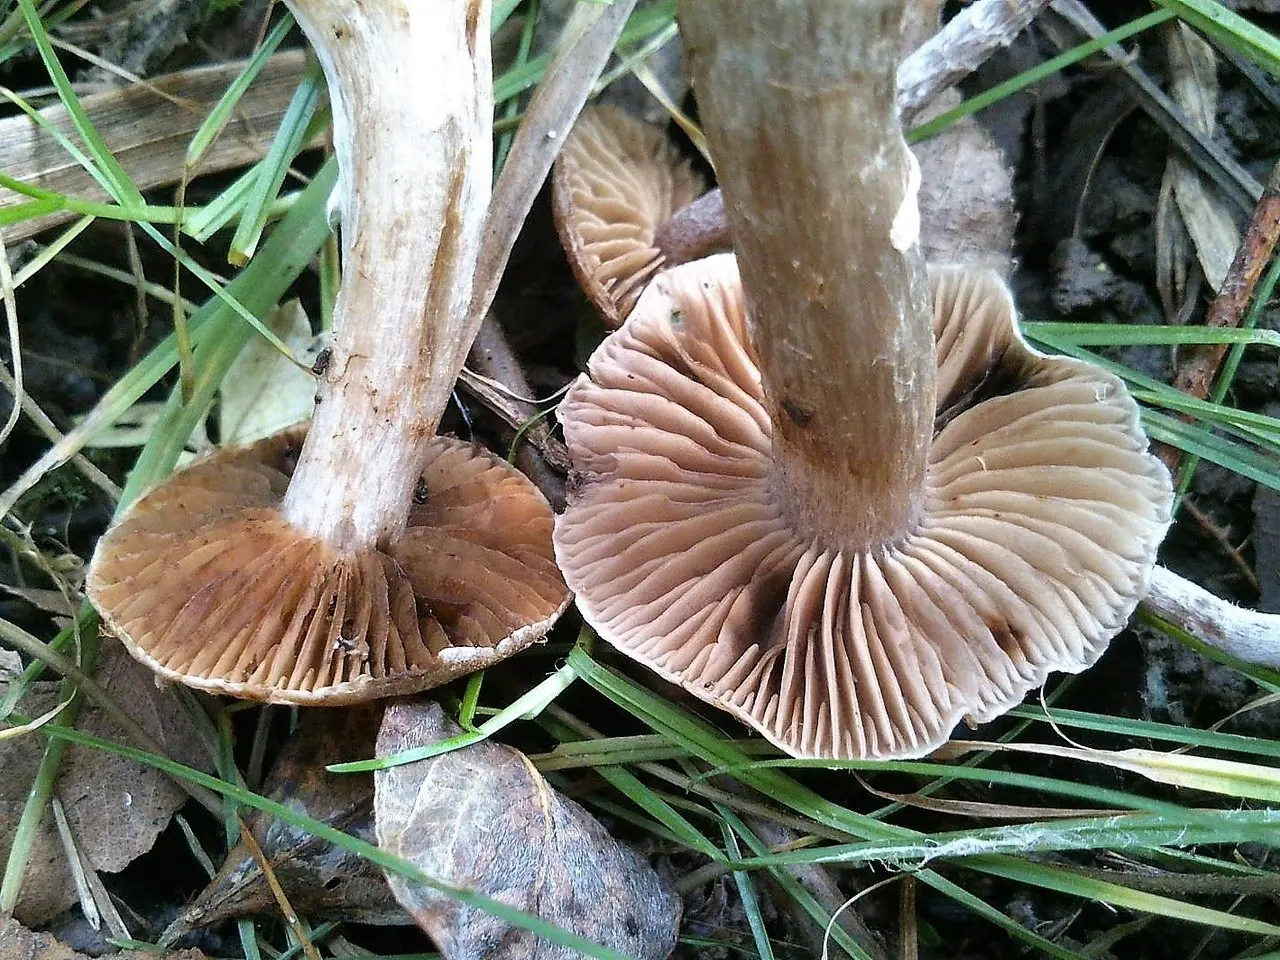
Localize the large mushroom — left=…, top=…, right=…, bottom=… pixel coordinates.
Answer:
left=553, top=0, right=1173, bottom=759
left=86, top=0, right=569, bottom=704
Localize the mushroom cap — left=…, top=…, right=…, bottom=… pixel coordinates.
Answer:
left=551, top=106, right=704, bottom=328
left=554, top=254, right=1173, bottom=760
left=87, top=427, right=570, bottom=705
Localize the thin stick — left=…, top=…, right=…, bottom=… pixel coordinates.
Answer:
left=466, top=315, right=567, bottom=506
left=235, top=811, right=322, bottom=960
left=897, top=0, right=1053, bottom=122
left=1142, top=565, right=1280, bottom=669
left=1178, top=498, right=1259, bottom=593
left=1159, top=160, right=1280, bottom=472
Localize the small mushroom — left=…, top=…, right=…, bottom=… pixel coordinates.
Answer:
left=552, top=106, right=704, bottom=328
left=553, top=0, right=1172, bottom=759
left=86, top=0, right=569, bottom=704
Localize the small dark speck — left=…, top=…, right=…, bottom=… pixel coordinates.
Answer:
left=669, top=309, right=683, bottom=327
left=781, top=398, right=813, bottom=427
left=565, top=468, right=601, bottom=499
left=311, top=347, right=331, bottom=376
left=413, top=478, right=430, bottom=504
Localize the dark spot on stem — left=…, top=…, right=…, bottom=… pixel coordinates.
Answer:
left=311, top=347, right=332, bottom=377
left=465, top=0, right=482, bottom=58
left=781, top=398, right=813, bottom=427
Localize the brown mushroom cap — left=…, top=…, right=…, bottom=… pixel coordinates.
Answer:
left=551, top=106, right=704, bottom=328
left=88, top=426, right=569, bottom=705
left=554, top=255, right=1172, bottom=760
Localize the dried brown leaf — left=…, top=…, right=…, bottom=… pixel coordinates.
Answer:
left=0, top=585, right=78, bottom=619
left=375, top=700, right=681, bottom=960
left=1165, top=21, right=1241, bottom=292
left=174, top=706, right=404, bottom=935
left=0, top=640, right=212, bottom=924
left=914, top=92, right=1016, bottom=273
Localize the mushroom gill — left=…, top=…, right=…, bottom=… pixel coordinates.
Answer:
left=90, top=426, right=568, bottom=704
left=552, top=106, right=704, bottom=327
left=554, top=256, right=1172, bottom=759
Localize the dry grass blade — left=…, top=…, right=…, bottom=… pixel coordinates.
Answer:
left=856, top=776, right=1131, bottom=821
left=1047, top=0, right=1262, bottom=212
left=468, top=0, right=639, bottom=329
left=0, top=362, right=120, bottom=503
left=233, top=813, right=321, bottom=960
left=0, top=51, right=307, bottom=242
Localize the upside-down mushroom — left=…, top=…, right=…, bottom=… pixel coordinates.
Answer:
left=551, top=106, right=704, bottom=328
left=553, top=0, right=1173, bottom=760
left=86, top=0, right=569, bottom=704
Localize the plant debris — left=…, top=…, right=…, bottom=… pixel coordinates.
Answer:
left=0, top=917, right=205, bottom=960
left=0, top=640, right=212, bottom=925
left=374, top=700, right=681, bottom=960
left=171, top=706, right=404, bottom=938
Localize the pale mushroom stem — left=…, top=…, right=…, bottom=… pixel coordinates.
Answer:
left=277, top=0, right=492, bottom=553
left=680, top=0, right=935, bottom=548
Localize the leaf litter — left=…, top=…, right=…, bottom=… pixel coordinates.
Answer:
left=0, top=640, right=212, bottom=925
left=170, top=705, right=405, bottom=939
left=0, top=917, right=205, bottom=960
left=375, top=700, right=681, bottom=960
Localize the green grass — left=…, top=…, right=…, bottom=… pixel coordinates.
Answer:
left=2, top=2, right=1280, bottom=959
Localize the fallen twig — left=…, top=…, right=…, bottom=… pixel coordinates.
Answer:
left=897, top=0, right=1053, bottom=122
left=1157, top=158, right=1280, bottom=472
left=1142, top=565, right=1280, bottom=670
left=464, top=315, right=569, bottom=508
left=1171, top=159, right=1280, bottom=401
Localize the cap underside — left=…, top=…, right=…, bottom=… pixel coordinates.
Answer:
left=88, top=428, right=570, bottom=704
left=554, top=255, right=1173, bottom=760
left=552, top=106, right=704, bottom=328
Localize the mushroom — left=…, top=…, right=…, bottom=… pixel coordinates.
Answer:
left=552, top=0, right=1173, bottom=759
left=86, top=0, right=569, bottom=704
left=551, top=105, right=704, bottom=328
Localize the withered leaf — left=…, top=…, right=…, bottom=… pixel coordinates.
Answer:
left=0, top=917, right=205, bottom=960
left=174, top=705, right=404, bottom=935
left=219, top=300, right=326, bottom=446
left=914, top=91, right=1016, bottom=274
left=0, top=639, right=213, bottom=925
left=375, top=700, right=681, bottom=960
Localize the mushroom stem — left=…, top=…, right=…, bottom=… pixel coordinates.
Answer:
left=680, top=0, right=934, bottom=548
left=278, top=0, right=491, bottom=552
